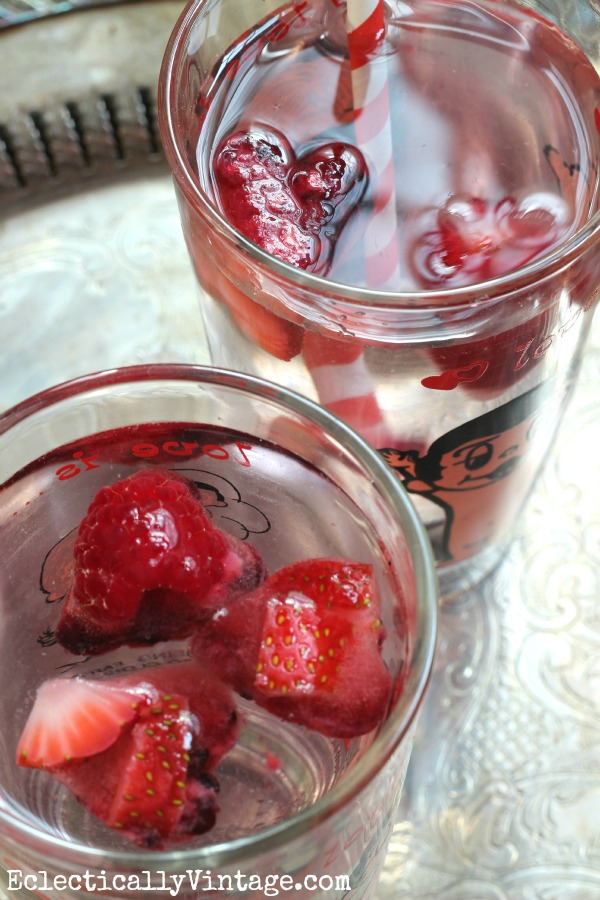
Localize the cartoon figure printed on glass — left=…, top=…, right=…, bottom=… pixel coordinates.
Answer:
left=381, top=383, right=553, bottom=563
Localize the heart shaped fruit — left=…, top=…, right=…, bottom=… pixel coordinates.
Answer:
left=56, top=468, right=266, bottom=655
left=209, top=125, right=367, bottom=360
left=410, top=192, right=569, bottom=289
left=214, top=125, right=367, bottom=274
left=412, top=192, right=566, bottom=396
left=191, top=558, right=393, bottom=739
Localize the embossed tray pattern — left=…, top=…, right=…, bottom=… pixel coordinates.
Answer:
left=1, top=3, right=599, bottom=898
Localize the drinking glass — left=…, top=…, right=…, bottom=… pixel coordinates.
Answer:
left=158, top=0, right=600, bottom=597
left=0, top=364, right=437, bottom=900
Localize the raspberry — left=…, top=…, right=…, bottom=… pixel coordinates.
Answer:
left=214, top=125, right=367, bottom=274
left=56, top=468, right=265, bottom=655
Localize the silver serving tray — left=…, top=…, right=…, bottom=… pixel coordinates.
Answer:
left=1, top=3, right=600, bottom=895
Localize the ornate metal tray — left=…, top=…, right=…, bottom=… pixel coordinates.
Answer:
left=1, top=2, right=599, bottom=896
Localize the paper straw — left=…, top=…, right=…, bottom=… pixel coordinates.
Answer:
left=346, top=0, right=401, bottom=286
left=301, top=0, right=398, bottom=448
left=302, top=331, right=388, bottom=447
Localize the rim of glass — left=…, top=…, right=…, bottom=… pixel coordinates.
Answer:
left=0, top=363, right=438, bottom=870
left=157, top=0, right=600, bottom=313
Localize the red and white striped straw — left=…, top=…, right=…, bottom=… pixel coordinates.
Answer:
left=301, top=0, right=398, bottom=449
left=302, top=330, right=388, bottom=447
left=346, top=0, right=400, bottom=287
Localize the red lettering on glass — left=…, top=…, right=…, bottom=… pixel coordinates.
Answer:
left=162, top=441, right=200, bottom=457
left=558, top=308, right=582, bottom=336
left=323, top=842, right=341, bottom=867
left=72, top=450, right=100, bottom=471
left=343, top=825, right=364, bottom=850
left=293, top=1, right=308, bottom=23
left=55, top=464, right=80, bottom=481
left=234, top=442, right=253, bottom=467
left=202, top=445, right=230, bottom=461
left=513, top=338, right=535, bottom=371
left=533, top=335, right=554, bottom=358
left=132, top=443, right=159, bottom=458
left=271, top=20, right=290, bottom=40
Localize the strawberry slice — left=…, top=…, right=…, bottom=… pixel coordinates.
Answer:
left=214, top=270, right=304, bottom=361
left=191, top=559, right=392, bottom=738
left=55, top=468, right=266, bottom=656
left=17, top=664, right=240, bottom=849
left=116, top=663, right=240, bottom=771
left=104, top=694, right=192, bottom=840
left=17, top=679, right=142, bottom=769
left=184, top=215, right=305, bottom=363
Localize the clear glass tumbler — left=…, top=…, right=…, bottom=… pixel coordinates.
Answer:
left=0, top=364, right=437, bottom=900
left=158, top=0, right=600, bottom=598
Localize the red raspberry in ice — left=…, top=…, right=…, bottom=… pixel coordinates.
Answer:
left=56, top=468, right=265, bottom=655
left=214, top=125, right=367, bottom=274
left=210, top=126, right=366, bottom=361
left=17, top=663, right=239, bottom=849
left=411, top=192, right=570, bottom=289
left=192, top=558, right=393, bottom=739
left=412, top=193, right=570, bottom=396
